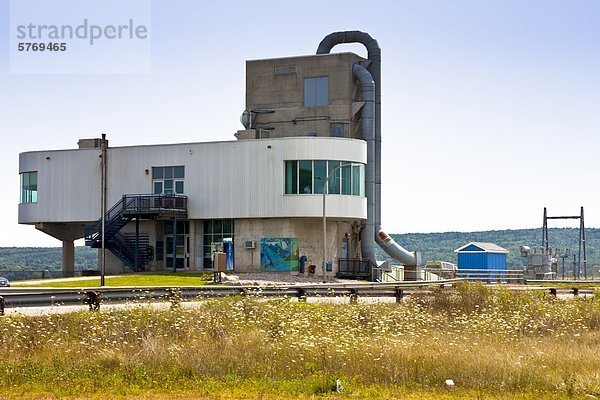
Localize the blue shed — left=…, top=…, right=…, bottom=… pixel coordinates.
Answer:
left=454, top=242, right=509, bottom=271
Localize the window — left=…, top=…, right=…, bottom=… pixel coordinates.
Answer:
left=304, top=76, right=328, bottom=107
left=330, top=123, right=347, bottom=138
left=285, top=161, right=297, bottom=194
left=20, top=171, right=38, bottom=203
left=352, top=164, right=365, bottom=196
left=313, top=160, right=326, bottom=194
left=341, top=162, right=351, bottom=195
left=152, top=166, right=184, bottom=195
left=284, top=161, right=365, bottom=197
left=299, top=160, right=312, bottom=194
left=328, top=161, right=341, bottom=194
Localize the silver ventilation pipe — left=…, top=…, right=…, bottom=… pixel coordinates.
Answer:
left=352, top=63, right=376, bottom=262
left=318, top=31, right=418, bottom=267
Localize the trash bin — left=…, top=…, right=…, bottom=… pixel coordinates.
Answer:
left=299, top=255, right=307, bottom=274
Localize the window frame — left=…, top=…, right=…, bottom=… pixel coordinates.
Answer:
left=284, top=160, right=365, bottom=197
left=152, top=166, right=185, bottom=195
left=304, top=76, right=329, bottom=108
left=20, top=171, right=38, bottom=204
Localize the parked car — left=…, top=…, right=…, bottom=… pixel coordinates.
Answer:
left=0, top=276, right=10, bottom=287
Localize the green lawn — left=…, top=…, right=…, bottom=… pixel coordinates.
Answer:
left=14, top=272, right=212, bottom=288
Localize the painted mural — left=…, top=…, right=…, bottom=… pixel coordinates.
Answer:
left=260, top=238, right=300, bottom=272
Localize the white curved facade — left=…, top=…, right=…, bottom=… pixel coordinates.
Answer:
left=19, top=137, right=367, bottom=225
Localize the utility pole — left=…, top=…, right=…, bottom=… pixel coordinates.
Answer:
left=100, top=134, right=108, bottom=287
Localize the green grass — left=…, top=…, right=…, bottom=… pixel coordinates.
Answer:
left=13, top=272, right=212, bottom=288
left=1, top=284, right=599, bottom=399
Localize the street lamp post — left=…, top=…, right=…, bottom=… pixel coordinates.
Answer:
left=322, top=163, right=345, bottom=283
left=100, top=134, right=108, bottom=287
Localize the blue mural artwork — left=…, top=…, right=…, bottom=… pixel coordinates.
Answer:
left=260, top=238, right=300, bottom=272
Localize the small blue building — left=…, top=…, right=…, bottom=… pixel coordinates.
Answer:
left=454, top=242, right=509, bottom=271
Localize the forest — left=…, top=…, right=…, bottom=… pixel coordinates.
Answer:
left=376, top=227, right=600, bottom=270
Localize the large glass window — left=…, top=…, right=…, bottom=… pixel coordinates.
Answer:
left=284, top=161, right=365, bottom=197
left=328, top=161, right=341, bottom=195
left=299, top=160, right=312, bottom=194
left=20, top=171, right=38, bottom=203
left=341, top=162, right=351, bottom=195
left=152, top=166, right=184, bottom=195
left=352, top=164, right=365, bottom=196
left=313, top=160, right=326, bottom=194
left=304, top=76, right=328, bottom=107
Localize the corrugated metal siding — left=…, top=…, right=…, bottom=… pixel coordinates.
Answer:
left=458, top=253, right=506, bottom=270
left=487, top=253, right=507, bottom=270
left=457, top=253, right=488, bottom=269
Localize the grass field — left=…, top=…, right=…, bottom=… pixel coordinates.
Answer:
left=1, top=284, right=599, bottom=399
left=12, top=272, right=212, bottom=288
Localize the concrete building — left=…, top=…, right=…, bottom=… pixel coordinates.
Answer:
left=18, top=31, right=420, bottom=278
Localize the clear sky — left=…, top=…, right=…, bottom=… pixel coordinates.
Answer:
left=1, top=0, right=599, bottom=247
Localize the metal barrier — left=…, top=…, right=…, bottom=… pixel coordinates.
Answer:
left=424, top=268, right=525, bottom=284
left=0, top=279, right=464, bottom=312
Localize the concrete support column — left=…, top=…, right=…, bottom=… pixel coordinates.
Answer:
left=62, top=240, right=75, bottom=277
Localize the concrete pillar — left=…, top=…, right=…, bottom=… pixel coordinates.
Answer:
left=62, top=240, right=75, bottom=277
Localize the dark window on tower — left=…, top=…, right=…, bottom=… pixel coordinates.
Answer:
left=304, top=76, right=328, bottom=107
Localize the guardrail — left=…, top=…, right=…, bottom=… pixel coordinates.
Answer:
left=0, top=279, right=463, bottom=313
left=424, top=268, right=525, bottom=284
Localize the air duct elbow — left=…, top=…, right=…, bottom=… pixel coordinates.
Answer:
left=376, top=230, right=418, bottom=266
left=317, top=31, right=381, bottom=61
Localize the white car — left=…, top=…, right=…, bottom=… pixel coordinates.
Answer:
left=0, top=277, right=10, bottom=287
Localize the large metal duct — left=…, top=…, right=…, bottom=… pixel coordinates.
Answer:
left=351, top=63, right=376, bottom=262
left=317, top=31, right=382, bottom=228
left=318, top=31, right=417, bottom=267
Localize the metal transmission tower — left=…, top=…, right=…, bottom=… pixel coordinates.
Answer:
left=542, top=207, right=587, bottom=279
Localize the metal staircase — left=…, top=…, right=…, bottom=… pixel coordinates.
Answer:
left=85, top=194, right=187, bottom=271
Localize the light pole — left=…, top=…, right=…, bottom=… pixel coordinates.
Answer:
left=322, top=163, right=345, bottom=283
left=100, top=134, right=107, bottom=287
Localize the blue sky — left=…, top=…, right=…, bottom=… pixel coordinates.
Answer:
left=1, top=0, right=599, bottom=247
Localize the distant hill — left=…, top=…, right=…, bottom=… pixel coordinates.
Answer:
left=376, top=228, right=600, bottom=271
left=0, top=247, right=97, bottom=279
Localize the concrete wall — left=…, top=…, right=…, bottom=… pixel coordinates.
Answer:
left=234, top=217, right=354, bottom=277
left=246, top=53, right=364, bottom=139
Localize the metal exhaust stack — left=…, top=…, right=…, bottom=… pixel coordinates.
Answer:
left=317, top=31, right=418, bottom=267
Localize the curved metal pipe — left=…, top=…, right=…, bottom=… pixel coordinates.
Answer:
left=317, top=31, right=381, bottom=228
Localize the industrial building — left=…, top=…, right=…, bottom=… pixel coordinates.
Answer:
left=18, top=31, right=420, bottom=278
